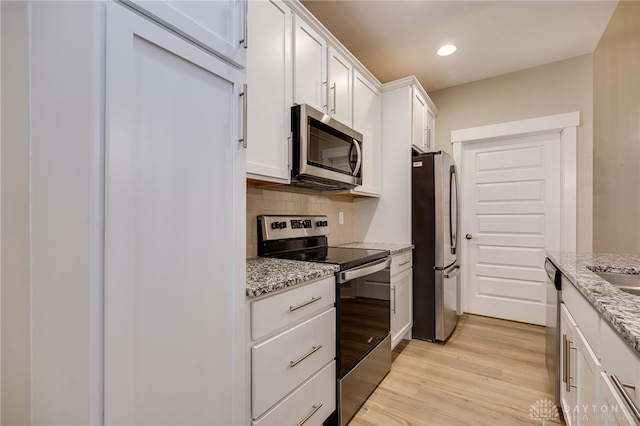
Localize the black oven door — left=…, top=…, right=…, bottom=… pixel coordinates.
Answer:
left=336, top=257, right=391, bottom=378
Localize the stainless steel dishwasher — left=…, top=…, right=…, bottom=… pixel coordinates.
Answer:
left=545, top=257, right=562, bottom=412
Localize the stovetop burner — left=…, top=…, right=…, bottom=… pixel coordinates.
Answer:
left=257, top=214, right=389, bottom=270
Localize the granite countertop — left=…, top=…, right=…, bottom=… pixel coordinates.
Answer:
left=546, top=251, right=640, bottom=355
left=336, top=242, right=414, bottom=256
left=246, top=257, right=339, bottom=297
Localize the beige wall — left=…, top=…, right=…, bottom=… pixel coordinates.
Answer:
left=593, top=1, right=640, bottom=254
left=429, top=54, right=594, bottom=252
left=1, top=1, right=31, bottom=424
left=246, top=187, right=354, bottom=257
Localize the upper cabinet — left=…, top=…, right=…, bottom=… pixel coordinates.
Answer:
left=248, top=2, right=383, bottom=195
left=246, top=0, right=292, bottom=183
left=351, top=70, right=382, bottom=196
left=125, top=0, right=247, bottom=67
left=293, top=16, right=354, bottom=127
left=328, top=46, right=353, bottom=126
left=293, top=16, right=328, bottom=113
left=411, top=84, right=438, bottom=153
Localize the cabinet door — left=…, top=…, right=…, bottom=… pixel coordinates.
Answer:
left=105, top=5, right=245, bottom=425
left=246, top=0, right=291, bottom=182
left=412, top=88, right=427, bottom=152
left=351, top=71, right=382, bottom=196
left=328, top=46, right=352, bottom=126
left=391, top=268, right=412, bottom=350
left=575, top=327, right=602, bottom=426
left=561, top=304, right=579, bottom=426
left=426, top=107, right=436, bottom=151
left=293, top=15, right=327, bottom=112
left=126, top=0, right=247, bottom=67
left=601, top=372, right=638, bottom=426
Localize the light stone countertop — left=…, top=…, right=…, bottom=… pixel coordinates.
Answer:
left=336, top=242, right=414, bottom=256
left=546, top=251, right=640, bottom=356
left=246, top=257, right=339, bottom=297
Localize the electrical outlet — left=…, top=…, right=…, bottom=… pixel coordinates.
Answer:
left=339, top=211, right=344, bottom=225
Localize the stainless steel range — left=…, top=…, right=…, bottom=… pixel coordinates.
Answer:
left=257, top=215, right=391, bottom=426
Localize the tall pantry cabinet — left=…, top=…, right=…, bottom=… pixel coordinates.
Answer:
left=29, top=2, right=246, bottom=424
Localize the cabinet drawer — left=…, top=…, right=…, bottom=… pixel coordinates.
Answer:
left=601, top=319, right=640, bottom=403
left=563, top=278, right=599, bottom=353
left=600, top=371, right=638, bottom=426
left=251, top=276, right=335, bottom=340
left=253, top=361, right=336, bottom=426
left=391, top=251, right=412, bottom=277
left=252, top=308, right=336, bottom=418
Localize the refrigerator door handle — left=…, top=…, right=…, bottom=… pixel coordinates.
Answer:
left=449, top=165, right=460, bottom=255
left=443, top=265, right=460, bottom=279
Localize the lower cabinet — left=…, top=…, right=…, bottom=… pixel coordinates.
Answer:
left=561, top=303, right=602, bottom=426
left=600, top=317, right=640, bottom=426
left=248, top=276, right=337, bottom=425
left=560, top=279, right=640, bottom=426
left=390, top=250, right=413, bottom=350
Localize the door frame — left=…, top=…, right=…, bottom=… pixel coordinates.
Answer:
left=451, top=111, right=579, bottom=314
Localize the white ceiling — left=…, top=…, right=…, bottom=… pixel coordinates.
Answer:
left=300, top=0, right=619, bottom=92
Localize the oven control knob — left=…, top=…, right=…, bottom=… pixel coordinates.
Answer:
left=323, top=220, right=328, bottom=226
left=278, top=221, right=287, bottom=229
left=316, top=221, right=323, bottom=227
left=271, top=222, right=279, bottom=230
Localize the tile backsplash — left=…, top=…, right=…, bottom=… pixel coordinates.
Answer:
left=247, top=187, right=354, bottom=257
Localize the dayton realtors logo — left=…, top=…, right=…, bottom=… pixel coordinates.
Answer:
left=529, top=399, right=560, bottom=425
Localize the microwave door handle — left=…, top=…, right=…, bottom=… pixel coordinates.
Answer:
left=352, top=139, right=362, bottom=176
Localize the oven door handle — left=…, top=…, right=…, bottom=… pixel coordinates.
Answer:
left=337, top=257, right=391, bottom=283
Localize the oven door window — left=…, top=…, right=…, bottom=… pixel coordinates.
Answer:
left=338, top=271, right=390, bottom=378
left=307, top=117, right=362, bottom=178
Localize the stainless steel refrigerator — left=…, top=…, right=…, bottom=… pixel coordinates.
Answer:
left=412, top=151, right=460, bottom=342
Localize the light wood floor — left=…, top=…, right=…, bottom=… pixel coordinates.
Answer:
left=348, top=314, right=564, bottom=425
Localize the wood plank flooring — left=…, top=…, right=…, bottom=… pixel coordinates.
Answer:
left=348, top=314, right=563, bottom=425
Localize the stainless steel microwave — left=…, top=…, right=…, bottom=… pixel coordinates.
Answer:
left=291, top=104, right=363, bottom=191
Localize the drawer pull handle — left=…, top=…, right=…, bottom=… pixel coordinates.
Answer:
left=295, top=403, right=323, bottom=426
left=289, top=296, right=322, bottom=312
left=399, top=260, right=411, bottom=266
left=611, top=375, right=640, bottom=422
left=290, top=345, right=322, bottom=368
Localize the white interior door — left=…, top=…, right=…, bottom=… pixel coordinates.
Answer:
left=463, top=133, right=561, bottom=325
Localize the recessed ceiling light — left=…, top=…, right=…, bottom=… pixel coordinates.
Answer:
left=437, top=44, right=457, bottom=57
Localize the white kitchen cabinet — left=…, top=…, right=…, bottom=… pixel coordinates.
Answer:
left=125, top=0, right=247, bottom=67
left=353, top=77, right=436, bottom=243
left=561, top=303, right=579, bottom=426
left=104, top=4, right=246, bottom=425
left=293, top=14, right=356, bottom=127
left=248, top=276, right=336, bottom=425
left=351, top=70, right=382, bottom=196
left=600, top=372, right=637, bottom=426
left=390, top=250, right=413, bottom=350
left=328, top=46, right=353, bottom=126
left=412, top=85, right=437, bottom=153
left=293, top=15, right=328, bottom=113
left=246, top=0, right=292, bottom=183
left=29, top=2, right=246, bottom=424
left=600, top=319, right=640, bottom=425
left=575, top=326, right=602, bottom=426
left=561, top=302, right=603, bottom=426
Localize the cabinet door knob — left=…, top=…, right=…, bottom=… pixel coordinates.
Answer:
left=465, top=234, right=473, bottom=240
